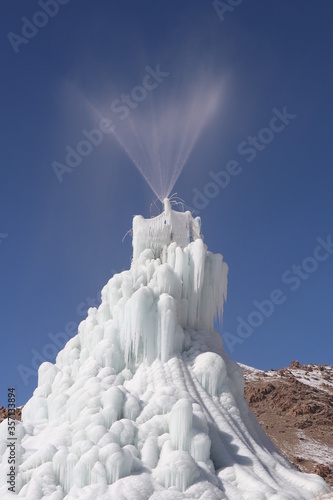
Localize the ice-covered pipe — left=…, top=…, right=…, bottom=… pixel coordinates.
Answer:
left=163, top=198, right=171, bottom=216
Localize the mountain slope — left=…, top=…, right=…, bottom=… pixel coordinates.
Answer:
left=242, top=361, right=333, bottom=488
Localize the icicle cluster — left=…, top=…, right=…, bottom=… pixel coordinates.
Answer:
left=115, top=237, right=228, bottom=366
left=97, top=201, right=227, bottom=367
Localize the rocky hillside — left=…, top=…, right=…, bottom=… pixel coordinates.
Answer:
left=0, top=405, right=22, bottom=422
left=242, top=361, right=333, bottom=488
left=1, top=361, right=332, bottom=488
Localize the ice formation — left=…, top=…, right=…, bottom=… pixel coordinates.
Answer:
left=0, top=200, right=331, bottom=499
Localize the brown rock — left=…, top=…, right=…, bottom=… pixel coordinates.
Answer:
left=314, top=464, right=332, bottom=479
left=242, top=361, right=333, bottom=488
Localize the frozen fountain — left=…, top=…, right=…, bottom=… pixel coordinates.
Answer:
left=0, top=202, right=331, bottom=498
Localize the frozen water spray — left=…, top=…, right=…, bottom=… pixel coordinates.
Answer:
left=109, top=74, right=222, bottom=200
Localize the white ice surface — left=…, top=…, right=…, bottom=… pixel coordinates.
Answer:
left=0, top=210, right=331, bottom=499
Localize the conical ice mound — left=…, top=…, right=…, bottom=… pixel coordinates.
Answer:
left=0, top=200, right=331, bottom=499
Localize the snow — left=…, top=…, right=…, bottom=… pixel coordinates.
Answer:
left=290, top=367, right=333, bottom=394
left=240, top=362, right=333, bottom=395
left=0, top=203, right=331, bottom=499
left=296, top=430, right=333, bottom=467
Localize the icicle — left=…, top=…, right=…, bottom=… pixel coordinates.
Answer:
left=155, top=263, right=181, bottom=299
left=72, top=446, right=99, bottom=488
left=190, top=239, right=206, bottom=292
left=47, top=392, right=69, bottom=421
left=226, top=358, right=245, bottom=398
left=23, top=477, right=44, bottom=499
left=193, top=352, right=227, bottom=396
left=123, top=395, right=141, bottom=420
left=90, top=461, right=107, bottom=485
left=21, top=396, right=48, bottom=422
left=53, top=447, right=74, bottom=493
left=141, top=433, right=159, bottom=469
left=101, top=387, right=124, bottom=418
left=114, top=274, right=155, bottom=368
left=62, top=452, right=77, bottom=494
left=104, top=447, right=133, bottom=484
left=190, top=430, right=211, bottom=463
left=92, top=339, right=124, bottom=373
left=38, top=362, right=60, bottom=388
left=158, top=294, right=177, bottom=363
left=166, top=241, right=177, bottom=268
left=181, top=248, right=190, bottom=301
left=156, top=444, right=200, bottom=492
left=169, top=399, right=193, bottom=451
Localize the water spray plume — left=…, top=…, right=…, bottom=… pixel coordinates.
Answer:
left=79, top=69, right=223, bottom=201
left=111, top=79, right=222, bottom=201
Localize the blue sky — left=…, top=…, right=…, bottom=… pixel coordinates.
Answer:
left=0, top=0, right=332, bottom=406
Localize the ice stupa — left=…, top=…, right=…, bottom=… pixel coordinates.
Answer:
left=0, top=200, right=331, bottom=499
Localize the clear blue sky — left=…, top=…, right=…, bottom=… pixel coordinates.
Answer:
left=1, top=0, right=332, bottom=406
